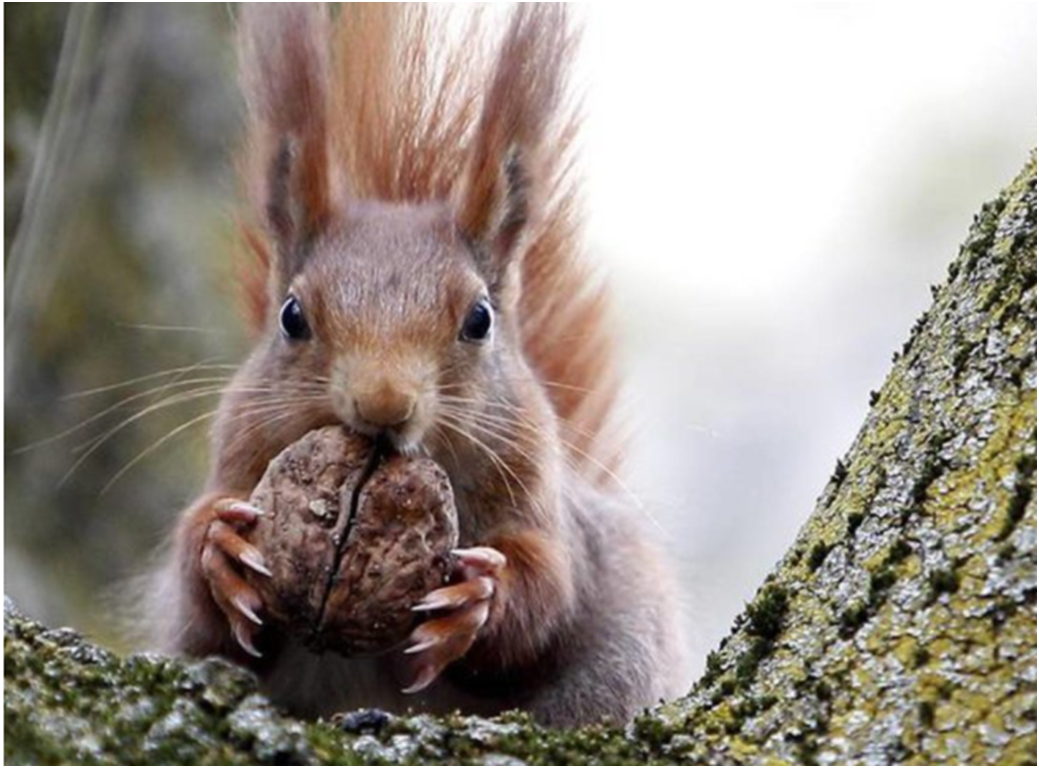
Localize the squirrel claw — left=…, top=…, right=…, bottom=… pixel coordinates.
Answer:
left=239, top=547, right=273, bottom=578
left=401, top=664, right=439, bottom=695
left=451, top=547, right=506, bottom=579
left=233, top=622, right=263, bottom=658
left=402, top=599, right=491, bottom=693
left=403, top=547, right=503, bottom=693
left=201, top=495, right=268, bottom=656
left=412, top=576, right=495, bottom=613
left=403, top=636, right=439, bottom=655
left=214, top=498, right=266, bottom=524
left=233, top=594, right=264, bottom=626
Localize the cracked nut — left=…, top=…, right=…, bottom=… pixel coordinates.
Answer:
left=244, top=426, right=458, bottom=655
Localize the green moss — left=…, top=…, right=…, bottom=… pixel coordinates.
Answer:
left=899, top=301, right=947, bottom=363
left=996, top=541, right=1016, bottom=562
left=1022, top=261, right=1037, bottom=289
left=927, top=568, right=960, bottom=601
left=885, top=538, right=912, bottom=564
left=922, top=698, right=939, bottom=731
left=950, top=338, right=970, bottom=375
left=868, top=567, right=897, bottom=605
left=728, top=585, right=792, bottom=689
left=830, top=458, right=849, bottom=488
left=910, top=454, right=944, bottom=508
left=807, top=540, right=832, bottom=571
left=734, top=637, right=771, bottom=688
left=988, top=594, right=1022, bottom=630
left=814, top=679, right=833, bottom=702
left=701, top=650, right=724, bottom=687
left=745, top=585, right=789, bottom=641
left=912, top=646, right=931, bottom=668
left=996, top=451, right=1036, bottom=540
left=793, top=736, right=821, bottom=766
left=838, top=602, right=870, bottom=638
left=962, top=196, right=1008, bottom=274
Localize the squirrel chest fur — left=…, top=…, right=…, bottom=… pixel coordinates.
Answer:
left=150, top=3, right=689, bottom=727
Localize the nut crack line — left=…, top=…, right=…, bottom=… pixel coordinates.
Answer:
left=312, top=436, right=390, bottom=645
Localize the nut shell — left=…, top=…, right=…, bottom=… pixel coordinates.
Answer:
left=246, top=426, right=458, bottom=655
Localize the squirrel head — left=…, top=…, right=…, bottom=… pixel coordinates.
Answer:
left=236, top=5, right=574, bottom=454
left=259, top=199, right=523, bottom=453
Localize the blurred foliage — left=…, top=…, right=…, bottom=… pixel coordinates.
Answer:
left=5, top=4, right=248, bottom=646
left=4, top=3, right=69, bottom=250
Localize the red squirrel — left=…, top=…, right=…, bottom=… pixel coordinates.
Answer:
left=149, top=3, right=689, bottom=726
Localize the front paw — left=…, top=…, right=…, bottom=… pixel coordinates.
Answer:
left=199, top=497, right=272, bottom=658
left=402, top=546, right=506, bottom=693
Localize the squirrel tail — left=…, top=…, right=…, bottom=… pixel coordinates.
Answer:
left=236, top=4, right=624, bottom=481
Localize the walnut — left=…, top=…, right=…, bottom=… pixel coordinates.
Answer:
left=245, top=426, right=458, bottom=655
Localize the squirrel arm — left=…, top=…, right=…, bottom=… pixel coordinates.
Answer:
left=471, top=528, right=578, bottom=671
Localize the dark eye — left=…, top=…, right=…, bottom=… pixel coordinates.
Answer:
left=279, top=296, right=310, bottom=340
left=460, top=298, right=493, bottom=342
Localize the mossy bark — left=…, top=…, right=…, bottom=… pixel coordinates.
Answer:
left=5, top=155, right=1036, bottom=765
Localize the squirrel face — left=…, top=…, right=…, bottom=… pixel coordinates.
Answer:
left=268, top=202, right=505, bottom=454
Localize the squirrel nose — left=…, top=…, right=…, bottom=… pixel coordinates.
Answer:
left=354, top=386, right=416, bottom=428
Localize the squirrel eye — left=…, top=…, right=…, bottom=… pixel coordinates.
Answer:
left=279, top=296, right=310, bottom=340
left=460, top=298, right=493, bottom=342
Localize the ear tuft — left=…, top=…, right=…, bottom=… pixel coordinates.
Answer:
left=239, top=3, right=334, bottom=291
left=496, top=146, right=532, bottom=254
left=454, top=6, right=574, bottom=284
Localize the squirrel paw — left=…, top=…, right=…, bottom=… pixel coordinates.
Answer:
left=402, top=546, right=506, bottom=693
left=200, top=498, right=271, bottom=658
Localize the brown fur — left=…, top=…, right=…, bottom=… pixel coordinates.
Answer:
left=236, top=4, right=621, bottom=478
left=151, top=3, right=689, bottom=727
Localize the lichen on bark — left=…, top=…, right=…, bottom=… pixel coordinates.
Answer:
left=5, top=155, right=1036, bottom=765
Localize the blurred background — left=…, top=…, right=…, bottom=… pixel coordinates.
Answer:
left=4, top=3, right=1036, bottom=677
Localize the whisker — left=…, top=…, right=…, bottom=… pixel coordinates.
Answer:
left=148, top=362, right=227, bottom=412
left=59, top=387, right=243, bottom=482
left=15, top=379, right=235, bottom=456
left=67, top=385, right=283, bottom=456
left=553, top=436, right=661, bottom=534
left=427, top=421, right=463, bottom=471
left=434, top=408, right=555, bottom=525
left=97, top=395, right=331, bottom=493
left=62, top=361, right=239, bottom=400
left=434, top=414, right=522, bottom=512
left=221, top=401, right=317, bottom=457
left=437, top=402, right=661, bottom=535
left=61, top=387, right=327, bottom=482
left=101, top=408, right=221, bottom=493
left=443, top=398, right=604, bottom=450
left=438, top=377, right=594, bottom=396
left=437, top=393, right=600, bottom=442
left=116, top=323, right=229, bottom=335
left=440, top=407, right=544, bottom=469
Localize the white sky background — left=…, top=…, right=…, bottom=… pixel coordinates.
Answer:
left=573, top=3, right=1036, bottom=672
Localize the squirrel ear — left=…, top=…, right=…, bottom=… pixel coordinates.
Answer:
left=455, top=145, right=531, bottom=284
left=454, top=6, right=571, bottom=288
left=239, top=3, right=335, bottom=291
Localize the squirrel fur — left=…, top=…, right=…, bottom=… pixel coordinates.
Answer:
left=150, top=3, right=690, bottom=727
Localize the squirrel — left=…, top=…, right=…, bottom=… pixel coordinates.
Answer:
left=149, top=3, right=690, bottom=727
